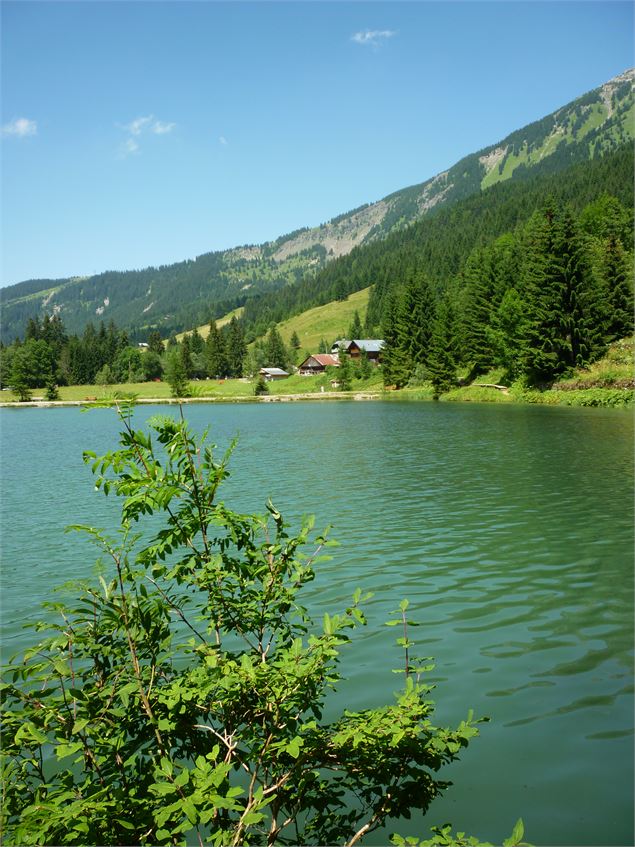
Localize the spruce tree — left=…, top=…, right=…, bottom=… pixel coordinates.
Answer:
left=180, top=335, right=195, bottom=379
left=522, top=202, right=604, bottom=382
left=148, top=330, right=165, bottom=355
left=348, top=310, right=364, bottom=340
left=402, top=273, right=436, bottom=369
left=461, top=248, right=497, bottom=376
left=190, top=327, right=205, bottom=356
left=381, top=290, right=410, bottom=389
left=601, top=236, right=634, bottom=341
left=337, top=350, right=352, bottom=391
left=226, top=317, right=247, bottom=377
left=427, top=297, right=458, bottom=398
left=264, top=326, right=289, bottom=370
left=205, top=321, right=228, bottom=378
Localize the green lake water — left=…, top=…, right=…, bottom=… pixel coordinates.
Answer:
left=1, top=400, right=633, bottom=845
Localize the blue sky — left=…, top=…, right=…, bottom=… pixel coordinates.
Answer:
left=1, top=1, right=633, bottom=286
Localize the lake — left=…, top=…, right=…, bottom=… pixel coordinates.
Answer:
left=1, top=400, right=633, bottom=845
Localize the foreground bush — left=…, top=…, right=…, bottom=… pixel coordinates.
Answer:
left=1, top=404, right=524, bottom=845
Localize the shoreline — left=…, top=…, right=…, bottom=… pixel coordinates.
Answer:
left=0, top=391, right=383, bottom=408
left=0, top=385, right=632, bottom=410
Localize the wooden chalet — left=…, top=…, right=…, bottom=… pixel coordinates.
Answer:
left=297, top=353, right=339, bottom=375
left=330, top=339, right=385, bottom=363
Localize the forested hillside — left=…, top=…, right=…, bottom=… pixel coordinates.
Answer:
left=238, top=144, right=633, bottom=337
left=1, top=69, right=632, bottom=344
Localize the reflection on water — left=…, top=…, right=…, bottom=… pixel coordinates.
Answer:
left=1, top=401, right=633, bottom=845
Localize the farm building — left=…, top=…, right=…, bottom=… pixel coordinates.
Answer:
left=330, top=339, right=385, bottom=362
left=297, top=354, right=339, bottom=375
left=259, top=367, right=289, bottom=381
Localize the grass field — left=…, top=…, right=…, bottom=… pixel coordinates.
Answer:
left=177, top=289, right=371, bottom=355
left=269, top=288, right=371, bottom=354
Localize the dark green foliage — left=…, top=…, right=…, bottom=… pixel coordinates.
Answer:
left=147, top=330, right=165, bottom=355
left=189, top=327, right=205, bottom=356
left=337, top=350, right=352, bottom=391
left=9, top=338, right=55, bottom=399
left=290, top=330, right=301, bottom=349
left=45, top=380, right=60, bottom=401
left=521, top=203, right=604, bottom=382
left=348, top=310, right=364, bottom=340
left=165, top=351, right=190, bottom=398
left=142, top=351, right=164, bottom=382
left=359, top=349, right=372, bottom=380
left=113, top=347, right=144, bottom=383
left=1, top=408, right=492, bottom=845
left=381, top=291, right=411, bottom=389
left=598, top=236, right=634, bottom=341
left=318, top=337, right=329, bottom=354
left=428, top=297, right=459, bottom=397
left=254, top=374, right=269, bottom=395
left=226, top=316, right=247, bottom=378
left=264, top=326, right=289, bottom=370
left=491, top=288, right=527, bottom=383
left=205, top=321, right=228, bottom=379
left=179, top=335, right=194, bottom=379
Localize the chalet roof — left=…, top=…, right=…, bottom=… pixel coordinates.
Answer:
left=260, top=367, right=289, bottom=376
left=312, top=354, right=339, bottom=366
left=333, top=339, right=385, bottom=353
left=352, top=339, right=385, bottom=352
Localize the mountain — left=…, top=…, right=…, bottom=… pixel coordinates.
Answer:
left=1, top=68, right=633, bottom=344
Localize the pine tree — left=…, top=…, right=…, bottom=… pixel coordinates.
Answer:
left=180, top=335, right=194, bottom=379
left=522, top=202, right=604, bottom=382
left=359, top=349, right=372, bottom=380
left=381, top=290, right=411, bottom=389
left=461, top=248, right=497, bottom=376
left=428, top=297, right=458, bottom=398
left=337, top=350, right=352, bottom=391
left=165, top=350, right=190, bottom=398
left=264, top=326, right=289, bottom=370
left=601, top=236, right=634, bottom=341
left=148, top=330, right=165, bottom=355
left=205, top=321, right=228, bottom=378
left=348, top=310, right=364, bottom=340
left=226, top=317, right=247, bottom=377
left=290, top=331, right=301, bottom=350
left=491, top=288, right=526, bottom=382
left=190, top=327, right=205, bottom=356
left=402, top=273, right=436, bottom=368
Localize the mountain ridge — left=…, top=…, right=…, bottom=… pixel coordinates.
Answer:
left=2, top=68, right=633, bottom=343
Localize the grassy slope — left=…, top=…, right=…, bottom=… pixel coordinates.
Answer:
left=271, top=287, right=371, bottom=352
left=178, top=288, right=370, bottom=353
left=175, top=307, right=244, bottom=342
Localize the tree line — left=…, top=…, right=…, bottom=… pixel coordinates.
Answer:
left=380, top=193, right=633, bottom=394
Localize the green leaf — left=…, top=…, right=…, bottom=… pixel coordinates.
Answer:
left=56, top=741, right=83, bottom=760
left=503, top=818, right=525, bottom=847
left=286, top=736, right=303, bottom=759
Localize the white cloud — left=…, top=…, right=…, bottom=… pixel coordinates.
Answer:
left=119, top=137, right=140, bottom=158
left=125, top=115, right=154, bottom=136
left=151, top=120, right=176, bottom=135
left=117, top=115, right=176, bottom=157
left=2, top=117, right=37, bottom=138
left=219, top=135, right=228, bottom=146
left=351, top=29, right=396, bottom=47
